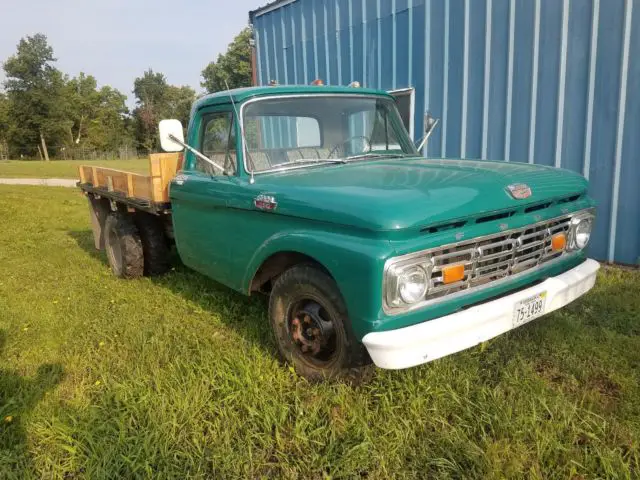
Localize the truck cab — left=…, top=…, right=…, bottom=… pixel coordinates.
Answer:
left=83, top=85, right=599, bottom=382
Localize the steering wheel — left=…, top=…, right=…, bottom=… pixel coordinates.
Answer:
left=327, top=135, right=372, bottom=159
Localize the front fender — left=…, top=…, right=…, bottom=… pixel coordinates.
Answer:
left=244, top=229, right=395, bottom=339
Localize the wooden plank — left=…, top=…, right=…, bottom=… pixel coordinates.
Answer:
left=160, top=153, right=182, bottom=191
left=127, top=173, right=134, bottom=197
left=148, top=152, right=182, bottom=202
left=149, top=154, right=162, bottom=177
left=151, top=176, right=163, bottom=202
left=132, top=175, right=152, bottom=200
left=82, top=166, right=92, bottom=184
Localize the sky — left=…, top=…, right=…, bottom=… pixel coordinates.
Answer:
left=0, top=0, right=262, bottom=106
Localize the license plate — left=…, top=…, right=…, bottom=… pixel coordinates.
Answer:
left=513, top=292, right=547, bottom=327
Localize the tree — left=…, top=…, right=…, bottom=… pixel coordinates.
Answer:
left=86, top=86, right=132, bottom=152
left=3, top=34, right=66, bottom=161
left=132, top=69, right=195, bottom=152
left=201, top=28, right=252, bottom=93
left=0, top=93, right=9, bottom=140
left=165, top=85, right=196, bottom=127
left=0, top=93, right=9, bottom=158
left=133, top=69, right=168, bottom=151
left=64, top=72, right=100, bottom=146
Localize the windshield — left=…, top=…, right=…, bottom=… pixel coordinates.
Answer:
left=242, top=95, right=417, bottom=173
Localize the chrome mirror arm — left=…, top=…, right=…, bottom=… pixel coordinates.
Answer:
left=168, top=134, right=226, bottom=173
left=416, top=114, right=439, bottom=152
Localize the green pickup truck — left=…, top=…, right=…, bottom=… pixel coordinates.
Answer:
left=79, top=85, right=599, bottom=382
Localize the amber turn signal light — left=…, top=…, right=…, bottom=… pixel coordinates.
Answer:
left=442, top=264, right=465, bottom=284
left=551, top=233, right=566, bottom=251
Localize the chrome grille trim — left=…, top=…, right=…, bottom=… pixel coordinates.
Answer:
left=425, top=217, right=571, bottom=296
left=383, top=209, right=594, bottom=314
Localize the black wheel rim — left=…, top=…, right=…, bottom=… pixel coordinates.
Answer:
left=287, top=297, right=339, bottom=367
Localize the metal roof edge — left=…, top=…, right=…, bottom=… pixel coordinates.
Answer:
left=249, top=0, right=297, bottom=24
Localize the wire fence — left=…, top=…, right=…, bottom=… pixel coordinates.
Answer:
left=3, top=144, right=153, bottom=161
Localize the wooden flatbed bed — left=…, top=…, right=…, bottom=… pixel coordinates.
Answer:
left=77, top=153, right=182, bottom=252
left=77, top=153, right=182, bottom=214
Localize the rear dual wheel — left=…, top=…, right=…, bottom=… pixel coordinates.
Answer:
left=104, top=212, right=144, bottom=278
left=104, top=211, right=170, bottom=278
left=269, top=264, right=373, bottom=383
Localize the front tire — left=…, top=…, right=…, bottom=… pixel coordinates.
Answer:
left=269, top=264, right=373, bottom=383
left=104, top=212, right=144, bottom=279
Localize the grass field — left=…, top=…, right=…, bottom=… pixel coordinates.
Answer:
left=0, top=159, right=149, bottom=179
left=0, top=185, right=638, bottom=479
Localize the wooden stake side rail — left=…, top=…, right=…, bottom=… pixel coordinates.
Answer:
left=77, top=153, right=182, bottom=210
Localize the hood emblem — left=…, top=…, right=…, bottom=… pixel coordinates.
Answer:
left=507, top=183, right=532, bottom=200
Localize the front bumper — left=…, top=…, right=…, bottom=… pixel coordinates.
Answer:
left=362, top=259, right=600, bottom=369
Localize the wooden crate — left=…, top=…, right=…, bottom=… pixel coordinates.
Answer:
left=78, top=153, right=183, bottom=203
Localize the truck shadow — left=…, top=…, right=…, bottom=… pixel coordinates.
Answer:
left=0, top=330, right=64, bottom=477
left=67, top=229, right=276, bottom=354
left=67, top=230, right=104, bottom=263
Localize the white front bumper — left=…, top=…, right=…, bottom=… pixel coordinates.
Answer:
left=362, top=259, right=600, bottom=370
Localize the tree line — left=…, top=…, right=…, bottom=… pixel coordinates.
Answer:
left=0, top=29, right=251, bottom=160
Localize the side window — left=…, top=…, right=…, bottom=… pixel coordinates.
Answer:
left=197, top=111, right=236, bottom=176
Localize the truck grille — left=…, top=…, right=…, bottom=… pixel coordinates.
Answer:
left=427, top=216, right=572, bottom=300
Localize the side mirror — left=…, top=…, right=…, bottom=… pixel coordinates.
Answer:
left=159, top=119, right=185, bottom=152
left=416, top=112, right=439, bottom=152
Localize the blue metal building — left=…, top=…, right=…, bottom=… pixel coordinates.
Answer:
left=249, top=0, right=639, bottom=265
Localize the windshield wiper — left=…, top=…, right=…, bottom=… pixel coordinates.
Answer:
left=291, top=158, right=347, bottom=165
left=259, top=158, right=347, bottom=173
left=345, top=152, right=404, bottom=161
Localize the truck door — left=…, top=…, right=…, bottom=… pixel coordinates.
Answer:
left=169, top=106, right=240, bottom=283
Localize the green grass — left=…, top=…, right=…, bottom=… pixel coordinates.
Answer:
left=0, top=185, right=639, bottom=479
left=0, top=159, right=149, bottom=179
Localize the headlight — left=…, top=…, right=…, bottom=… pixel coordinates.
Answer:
left=568, top=211, right=595, bottom=250
left=385, top=262, right=430, bottom=307
left=398, top=266, right=428, bottom=303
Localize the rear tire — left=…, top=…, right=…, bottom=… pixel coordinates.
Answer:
left=136, top=212, right=171, bottom=276
left=104, top=212, right=144, bottom=279
left=268, top=264, right=373, bottom=383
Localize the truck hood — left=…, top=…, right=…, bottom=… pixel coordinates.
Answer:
left=255, top=158, right=589, bottom=232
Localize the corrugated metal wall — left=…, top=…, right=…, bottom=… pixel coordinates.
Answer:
left=251, top=0, right=640, bottom=265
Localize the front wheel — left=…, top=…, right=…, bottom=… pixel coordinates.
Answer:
left=268, top=264, right=373, bottom=383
